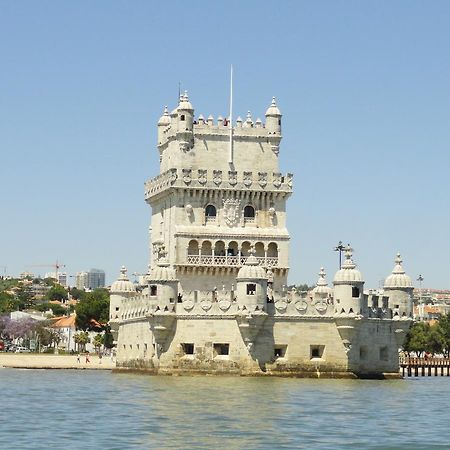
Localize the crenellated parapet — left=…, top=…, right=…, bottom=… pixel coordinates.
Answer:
left=145, top=168, right=293, bottom=201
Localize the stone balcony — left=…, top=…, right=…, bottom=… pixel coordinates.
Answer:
left=184, top=254, right=279, bottom=268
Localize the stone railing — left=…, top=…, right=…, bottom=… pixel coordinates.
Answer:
left=145, top=168, right=293, bottom=200
left=185, top=255, right=278, bottom=268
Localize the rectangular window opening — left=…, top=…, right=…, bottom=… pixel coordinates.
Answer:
left=379, top=346, right=389, bottom=361
left=360, top=346, right=368, bottom=360
left=352, top=287, right=360, bottom=298
left=150, top=285, right=157, bottom=296
left=213, top=343, right=229, bottom=356
left=247, top=283, right=256, bottom=295
left=182, top=343, right=194, bottom=355
left=310, top=345, right=325, bottom=359
left=274, top=345, right=287, bottom=358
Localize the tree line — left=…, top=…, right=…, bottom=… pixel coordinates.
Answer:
left=403, top=313, right=450, bottom=357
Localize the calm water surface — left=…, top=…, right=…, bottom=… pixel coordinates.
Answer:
left=0, top=369, right=449, bottom=449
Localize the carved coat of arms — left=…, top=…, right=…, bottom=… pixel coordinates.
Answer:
left=228, top=170, right=237, bottom=186
left=198, top=169, right=207, bottom=185
left=182, top=168, right=192, bottom=184
left=273, top=172, right=282, bottom=188
left=258, top=172, right=267, bottom=187
left=213, top=170, right=222, bottom=186
left=243, top=171, right=252, bottom=187
left=223, top=198, right=241, bottom=227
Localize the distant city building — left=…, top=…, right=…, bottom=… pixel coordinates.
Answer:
left=19, top=271, right=35, bottom=279
left=44, top=271, right=67, bottom=286
left=75, top=271, right=89, bottom=290
left=29, top=283, right=51, bottom=299
left=87, top=269, right=105, bottom=290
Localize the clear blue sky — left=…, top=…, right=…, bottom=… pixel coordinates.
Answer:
left=1, top=1, right=449, bottom=288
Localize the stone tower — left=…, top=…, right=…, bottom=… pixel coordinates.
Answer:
left=383, top=253, right=413, bottom=318
left=145, top=93, right=293, bottom=293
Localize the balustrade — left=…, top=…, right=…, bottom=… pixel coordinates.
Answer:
left=185, top=254, right=279, bottom=267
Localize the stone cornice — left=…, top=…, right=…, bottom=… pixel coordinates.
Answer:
left=174, top=229, right=290, bottom=240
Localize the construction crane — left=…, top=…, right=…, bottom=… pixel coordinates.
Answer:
left=26, top=260, right=66, bottom=283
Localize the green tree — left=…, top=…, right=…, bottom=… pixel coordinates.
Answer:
left=69, top=287, right=86, bottom=301
left=15, top=285, right=35, bottom=310
left=46, top=285, right=67, bottom=302
left=437, top=313, right=450, bottom=357
left=426, top=325, right=444, bottom=355
left=103, top=327, right=114, bottom=349
left=403, top=322, right=430, bottom=357
left=34, top=302, right=66, bottom=317
left=75, top=288, right=110, bottom=330
left=74, top=331, right=90, bottom=352
left=93, top=333, right=103, bottom=353
left=0, top=291, right=17, bottom=313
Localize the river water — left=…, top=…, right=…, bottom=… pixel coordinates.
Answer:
left=0, top=369, right=449, bottom=449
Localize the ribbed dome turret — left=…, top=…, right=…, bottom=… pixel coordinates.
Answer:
left=265, top=97, right=281, bottom=116
left=147, top=261, right=178, bottom=282
left=237, top=250, right=267, bottom=280
left=384, top=253, right=412, bottom=289
left=178, top=91, right=193, bottom=111
left=158, top=106, right=170, bottom=126
left=312, top=267, right=333, bottom=296
left=333, top=246, right=363, bottom=283
left=110, top=266, right=136, bottom=294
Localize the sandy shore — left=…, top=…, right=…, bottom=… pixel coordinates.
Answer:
left=0, top=353, right=115, bottom=370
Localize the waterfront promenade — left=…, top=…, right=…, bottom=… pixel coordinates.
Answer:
left=0, top=354, right=114, bottom=370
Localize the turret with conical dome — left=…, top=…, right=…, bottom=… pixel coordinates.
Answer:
left=333, top=246, right=364, bottom=315
left=383, top=253, right=413, bottom=318
left=157, top=106, right=170, bottom=147
left=176, top=91, right=194, bottom=151
left=147, top=246, right=179, bottom=311
left=109, top=266, right=137, bottom=341
left=236, top=246, right=268, bottom=310
left=265, top=97, right=282, bottom=155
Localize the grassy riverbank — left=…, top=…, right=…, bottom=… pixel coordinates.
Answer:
left=0, top=353, right=115, bottom=370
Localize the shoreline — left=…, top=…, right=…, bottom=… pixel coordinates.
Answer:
left=0, top=354, right=115, bottom=370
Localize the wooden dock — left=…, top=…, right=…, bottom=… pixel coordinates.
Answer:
left=400, top=357, right=450, bottom=377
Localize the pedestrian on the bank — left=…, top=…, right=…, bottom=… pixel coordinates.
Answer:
left=77, top=353, right=81, bottom=363
left=85, top=353, right=90, bottom=363
left=98, top=353, right=102, bottom=364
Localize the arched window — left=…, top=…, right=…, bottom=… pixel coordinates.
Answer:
left=180, top=114, right=185, bottom=121
left=244, top=205, right=255, bottom=218
left=205, top=205, right=217, bottom=217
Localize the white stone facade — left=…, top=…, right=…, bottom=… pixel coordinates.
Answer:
left=111, top=93, right=413, bottom=378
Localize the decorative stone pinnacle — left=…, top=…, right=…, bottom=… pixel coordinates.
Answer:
left=317, top=267, right=327, bottom=286
left=395, top=253, right=402, bottom=265
left=119, top=266, right=128, bottom=280
left=271, top=96, right=277, bottom=106
left=342, top=245, right=356, bottom=269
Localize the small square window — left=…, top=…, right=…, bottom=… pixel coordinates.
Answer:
left=115, top=306, right=119, bottom=311
left=352, top=287, right=360, bottom=298
left=247, top=283, right=256, bottom=295
left=360, top=346, right=368, bottom=360
left=274, top=345, right=287, bottom=358
left=182, top=343, right=194, bottom=355
left=213, top=343, right=229, bottom=356
left=379, top=346, right=389, bottom=361
left=310, top=345, right=325, bottom=359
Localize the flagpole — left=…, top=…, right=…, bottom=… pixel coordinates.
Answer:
left=228, top=65, right=233, bottom=164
